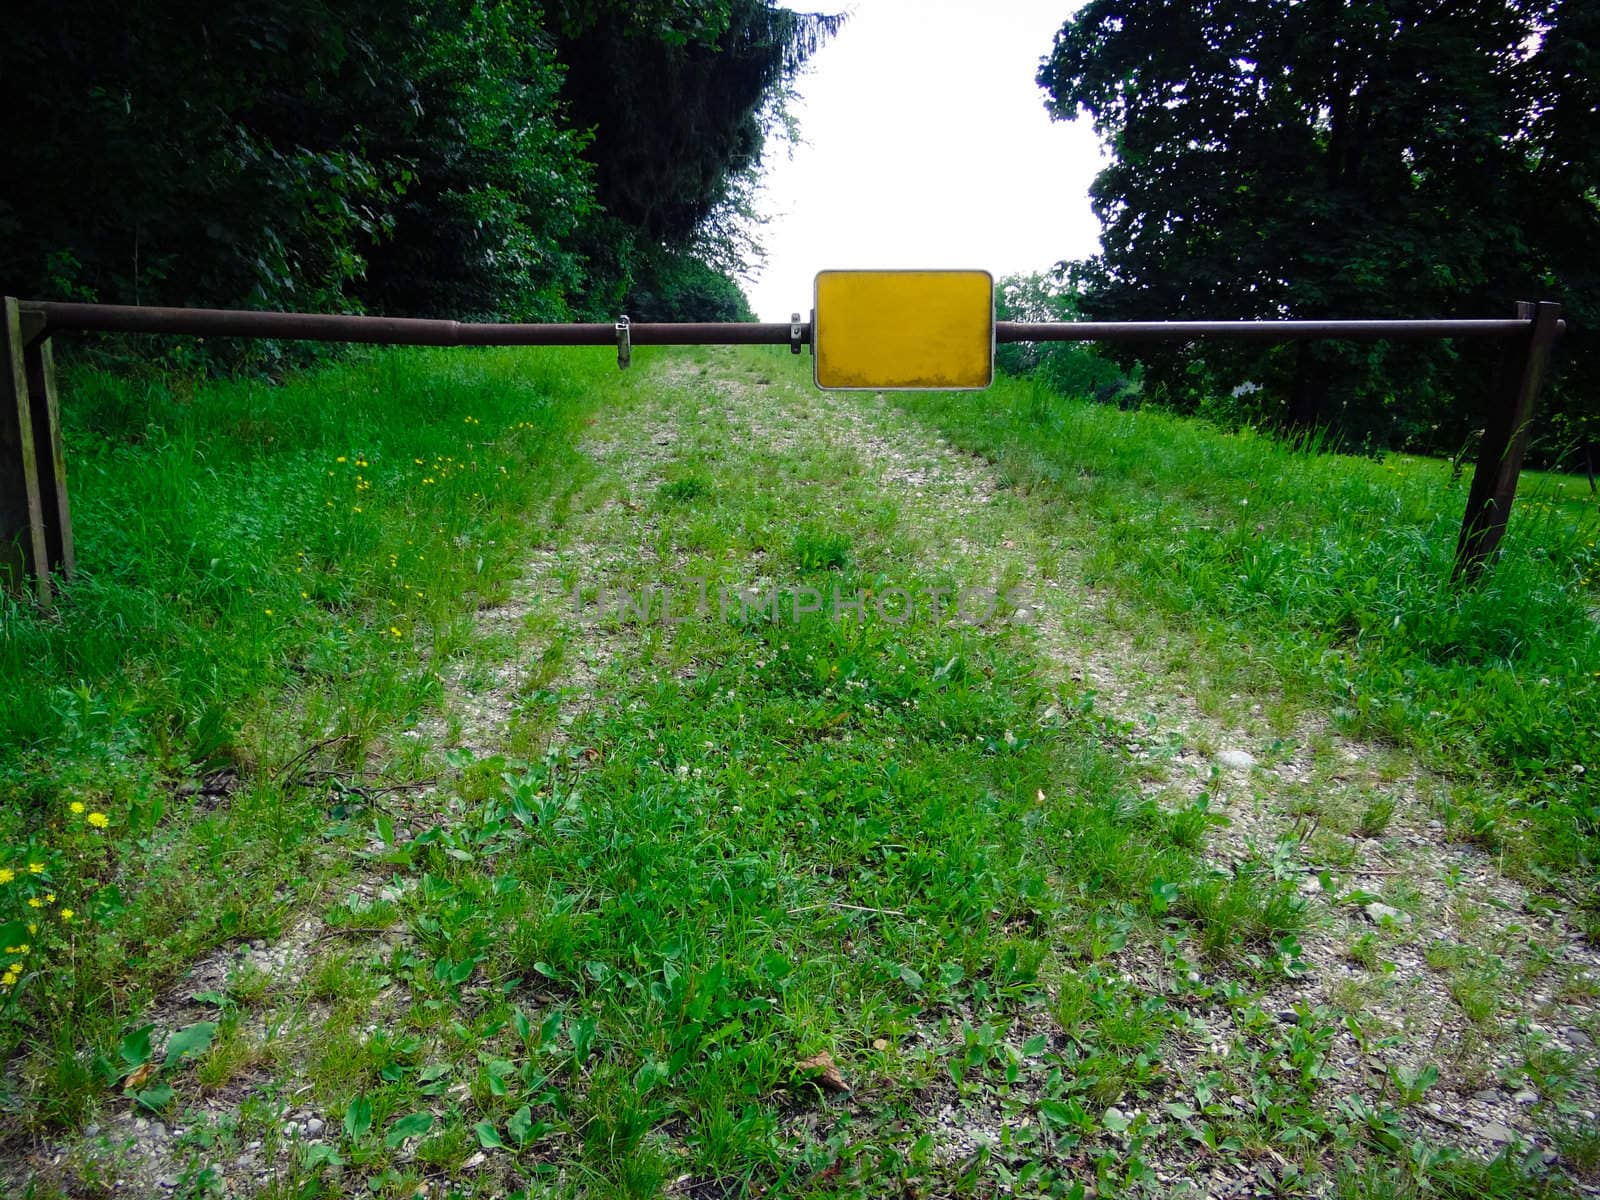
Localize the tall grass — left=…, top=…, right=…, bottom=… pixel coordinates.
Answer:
left=2, top=347, right=615, bottom=809
left=897, top=376, right=1600, bottom=872
left=0, top=345, right=618, bottom=1063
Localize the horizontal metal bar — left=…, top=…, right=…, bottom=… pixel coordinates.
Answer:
left=994, top=318, right=1548, bottom=343
left=23, top=302, right=1559, bottom=349
left=23, top=302, right=803, bottom=348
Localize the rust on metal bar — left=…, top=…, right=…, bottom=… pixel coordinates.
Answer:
left=25, top=301, right=804, bottom=348
left=25, top=302, right=1562, bottom=350
left=995, top=318, right=1549, bottom=343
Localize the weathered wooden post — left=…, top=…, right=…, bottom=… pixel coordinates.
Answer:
left=0, top=297, right=72, bottom=605
left=24, top=311, right=73, bottom=586
left=1452, top=300, right=1563, bottom=582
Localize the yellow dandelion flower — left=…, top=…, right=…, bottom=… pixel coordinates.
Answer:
left=0, top=869, right=13, bottom=885
left=264, top=608, right=274, bottom=616
left=87, top=812, right=109, bottom=829
left=28, top=863, right=43, bottom=874
left=69, top=801, right=85, bottom=814
left=7, top=962, right=19, bottom=972
left=27, top=899, right=42, bottom=909
left=26, top=923, right=36, bottom=936
left=44, top=893, right=54, bottom=903
left=336, top=456, right=347, bottom=463
left=59, top=909, right=73, bottom=921
left=1, top=973, right=15, bottom=987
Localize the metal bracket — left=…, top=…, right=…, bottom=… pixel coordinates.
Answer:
left=790, top=312, right=803, bottom=355
left=616, top=314, right=631, bottom=370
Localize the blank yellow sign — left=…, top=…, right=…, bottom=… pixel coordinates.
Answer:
left=813, top=270, right=994, bottom=391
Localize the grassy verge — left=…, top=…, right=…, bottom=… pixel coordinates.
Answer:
left=63, top=346, right=1330, bottom=1200
left=2, top=346, right=1584, bottom=1199
left=0, top=345, right=621, bottom=1106
left=894, top=375, right=1600, bottom=879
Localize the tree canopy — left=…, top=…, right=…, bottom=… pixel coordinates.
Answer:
left=1040, top=0, right=1598, bottom=458
left=0, top=1, right=841, bottom=340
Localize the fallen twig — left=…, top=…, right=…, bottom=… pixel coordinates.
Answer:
left=786, top=901, right=906, bottom=918
left=272, top=733, right=352, bottom=782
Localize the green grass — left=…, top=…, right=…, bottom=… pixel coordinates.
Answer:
left=0, top=344, right=620, bottom=1083
left=894, top=374, right=1600, bottom=876
left=164, top=351, right=1346, bottom=1197
left=0, top=344, right=1586, bottom=1198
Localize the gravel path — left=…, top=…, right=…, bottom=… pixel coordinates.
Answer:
left=26, top=347, right=1596, bottom=1197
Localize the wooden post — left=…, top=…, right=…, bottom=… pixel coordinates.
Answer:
left=0, top=296, right=51, bottom=605
left=23, top=325, right=74, bottom=581
left=1452, top=300, right=1563, bottom=582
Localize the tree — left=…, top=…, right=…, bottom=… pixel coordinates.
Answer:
left=549, top=3, right=842, bottom=245
left=0, top=1, right=842, bottom=335
left=624, top=248, right=756, bottom=322
left=1039, top=0, right=1599, bottom=456
left=0, top=1, right=403, bottom=316
left=547, top=1, right=844, bottom=314
left=355, top=2, right=596, bottom=322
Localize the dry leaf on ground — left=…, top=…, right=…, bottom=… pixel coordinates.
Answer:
left=796, top=1050, right=850, bottom=1094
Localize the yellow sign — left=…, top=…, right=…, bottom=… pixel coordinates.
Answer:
left=813, top=269, right=994, bottom=391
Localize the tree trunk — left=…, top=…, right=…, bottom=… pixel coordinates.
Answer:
left=1288, top=341, right=1328, bottom=432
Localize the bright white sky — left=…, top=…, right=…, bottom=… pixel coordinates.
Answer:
left=745, top=0, right=1106, bottom=321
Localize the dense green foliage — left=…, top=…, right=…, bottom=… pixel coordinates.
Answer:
left=995, top=272, right=1135, bottom=404
left=626, top=248, right=758, bottom=322
left=549, top=2, right=842, bottom=247
left=1039, top=0, right=1599, bottom=459
left=0, top=1, right=840, bottom=333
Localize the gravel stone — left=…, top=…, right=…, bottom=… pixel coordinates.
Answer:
left=1476, top=1121, right=1518, bottom=1145
left=1364, top=901, right=1413, bottom=926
